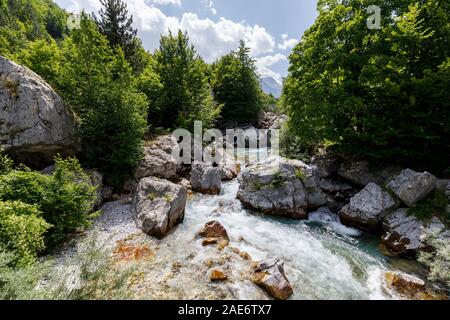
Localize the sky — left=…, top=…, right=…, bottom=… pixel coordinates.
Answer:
left=55, top=0, right=319, bottom=84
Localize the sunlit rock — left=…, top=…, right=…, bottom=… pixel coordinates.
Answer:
left=387, top=169, right=437, bottom=207
left=237, top=156, right=327, bottom=219
left=339, top=183, right=399, bottom=230
left=252, top=258, right=293, bottom=300
left=132, top=177, right=187, bottom=237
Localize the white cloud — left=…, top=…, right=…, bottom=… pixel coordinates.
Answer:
left=255, top=54, right=287, bottom=84
left=56, top=0, right=279, bottom=78
left=149, top=0, right=181, bottom=5
left=180, top=13, right=275, bottom=62
left=278, top=33, right=297, bottom=50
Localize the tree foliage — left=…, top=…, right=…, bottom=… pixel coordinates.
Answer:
left=94, top=0, right=148, bottom=74
left=0, top=156, right=97, bottom=247
left=152, top=30, right=220, bottom=129
left=283, top=0, right=450, bottom=173
left=57, top=16, right=147, bottom=186
left=211, top=41, right=263, bottom=125
left=0, top=0, right=68, bottom=58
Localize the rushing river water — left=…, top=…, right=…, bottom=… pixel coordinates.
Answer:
left=154, top=179, right=393, bottom=300
left=84, top=150, right=416, bottom=300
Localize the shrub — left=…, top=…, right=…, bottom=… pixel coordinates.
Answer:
left=0, top=156, right=97, bottom=247
left=0, top=201, right=50, bottom=266
left=407, top=189, right=449, bottom=223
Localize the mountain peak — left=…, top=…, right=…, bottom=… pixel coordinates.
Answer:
left=260, top=76, right=282, bottom=98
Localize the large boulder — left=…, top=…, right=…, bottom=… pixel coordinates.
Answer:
left=382, top=208, right=449, bottom=255
left=386, top=169, right=437, bottom=207
left=135, top=135, right=178, bottom=180
left=252, top=258, right=293, bottom=300
left=190, top=162, right=222, bottom=195
left=132, top=177, right=187, bottom=238
left=337, top=161, right=402, bottom=187
left=218, top=151, right=240, bottom=181
left=237, top=156, right=327, bottom=219
left=0, top=56, right=77, bottom=167
left=339, top=183, right=399, bottom=230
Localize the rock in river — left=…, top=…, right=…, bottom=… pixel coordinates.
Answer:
left=386, top=169, right=437, bottom=207
left=252, top=258, right=293, bottom=300
left=339, top=183, right=399, bottom=230
left=132, top=177, right=187, bottom=237
left=191, top=162, right=222, bottom=195
left=382, top=208, right=450, bottom=255
left=237, top=156, right=327, bottom=219
left=135, top=135, right=178, bottom=180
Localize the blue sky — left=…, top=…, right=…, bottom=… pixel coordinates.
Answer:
left=55, top=0, right=319, bottom=83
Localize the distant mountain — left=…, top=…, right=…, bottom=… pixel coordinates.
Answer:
left=260, top=76, right=282, bottom=98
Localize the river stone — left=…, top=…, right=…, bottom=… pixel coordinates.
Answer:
left=382, top=208, right=450, bottom=254
left=210, top=268, right=228, bottom=281
left=252, top=258, right=293, bottom=300
left=237, top=156, right=327, bottom=219
left=190, top=162, right=222, bottom=195
left=384, top=271, right=426, bottom=299
left=132, top=177, right=187, bottom=238
left=218, top=151, right=240, bottom=181
left=198, top=221, right=229, bottom=241
left=135, top=135, right=178, bottom=180
left=339, top=183, right=399, bottom=230
left=337, top=161, right=402, bottom=186
left=0, top=56, right=77, bottom=167
left=387, top=169, right=437, bottom=207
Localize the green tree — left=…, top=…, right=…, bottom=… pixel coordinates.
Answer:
left=153, top=30, right=220, bottom=129
left=211, top=40, right=263, bottom=125
left=14, top=38, right=61, bottom=83
left=57, top=16, right=147, bottom=187
left=283, top=0, right=450, bottom=173
left=94, top=0, right=147, bottom=74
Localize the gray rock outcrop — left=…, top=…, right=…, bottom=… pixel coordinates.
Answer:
left=190, top=162, right=222, bottom=195
left=132, top=177, right=187, bottom=237
left=339, top=183, right=399, bottom=230
left=135, top=135, right=178, bottom=180
left=237, top=156, right=327, bottom=219
left=0, top=56, right=77, bottom=166
left=386, top=169, right=437, bottom=207
left=382, top=208, right=450, bottom=254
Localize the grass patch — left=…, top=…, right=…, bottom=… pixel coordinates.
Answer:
left=295, top=168, right=305, bottom=181
left=270, top=171, right=284, bottom=189
left=407, top=189, right=449, bottom=223
left=252, top=181, right=263, bottom=191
